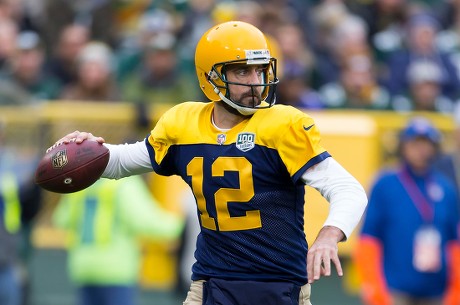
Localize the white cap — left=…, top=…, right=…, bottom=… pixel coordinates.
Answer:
left=77, top=41, right=113, bottom=69
left=17, top=31, right=40, bottom=50
left=407, top=60, right=443, bottom=84
left=147, top=32, right=176, bottom=51
left=139, top=9, right=175, bottom=34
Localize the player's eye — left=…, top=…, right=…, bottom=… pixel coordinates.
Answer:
left=256, top=67, right=267, bottom=76
left=236, top=67, right=249, bottom=76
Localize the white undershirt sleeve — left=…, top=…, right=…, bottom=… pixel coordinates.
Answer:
left=301, top=157, right=368, bottom=240
left=101, top=141, right=153, bottom=179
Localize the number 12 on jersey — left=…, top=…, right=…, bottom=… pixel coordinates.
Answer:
left=187, top=156, right=262, bottom=231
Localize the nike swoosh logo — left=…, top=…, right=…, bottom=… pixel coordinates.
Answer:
left=303, top=124, right=314, bottom=131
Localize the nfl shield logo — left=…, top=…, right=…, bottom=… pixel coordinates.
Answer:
left=52, top=150, right=68, bottom=169
left=236, top=133, right=255, bottom=152
left=217, top=134, right=226, bottom=145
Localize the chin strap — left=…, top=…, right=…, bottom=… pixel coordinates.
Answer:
left=444, top=241, right=460, bottom=305
left=354, top=236, right=392, bottom=305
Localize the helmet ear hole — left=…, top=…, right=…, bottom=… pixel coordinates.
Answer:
left=207, top=71, right=218, bottom=81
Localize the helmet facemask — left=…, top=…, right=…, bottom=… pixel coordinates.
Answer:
left=207, top=58, right=278, bottom=116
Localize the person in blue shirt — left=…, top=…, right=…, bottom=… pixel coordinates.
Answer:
left=355, top=117, right=460, bottom=305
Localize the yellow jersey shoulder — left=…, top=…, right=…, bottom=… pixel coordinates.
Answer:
left=151, top=101, right=213, bottom=144
left=254, top=105, right=315, bottom=127
left=249, top=104, right=317, bottom=147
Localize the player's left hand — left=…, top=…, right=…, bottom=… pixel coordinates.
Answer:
left=307, top=226, right=345, bottom=284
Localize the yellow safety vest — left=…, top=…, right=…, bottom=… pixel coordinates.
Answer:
left=65, top=179, right=118, bottom=246
left=1, top=172, right=21, bottom=233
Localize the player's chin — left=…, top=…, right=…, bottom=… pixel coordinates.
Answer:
left=241, top=96, right=262, bottom=108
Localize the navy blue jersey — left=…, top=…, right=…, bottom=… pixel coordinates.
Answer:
left=146, top=102, right=330, bottom=285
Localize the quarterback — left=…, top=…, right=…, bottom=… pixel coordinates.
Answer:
left=53, top=21, right=368, bottom=305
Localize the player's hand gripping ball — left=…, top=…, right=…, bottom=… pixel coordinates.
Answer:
left=35, top=140, right=109, bottom=193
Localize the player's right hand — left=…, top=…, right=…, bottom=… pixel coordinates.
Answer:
left=307, top=225, right=344, bottom=284
left=47, top=131, right=105, bottom=153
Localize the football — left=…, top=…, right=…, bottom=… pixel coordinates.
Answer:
left=35, top=140, right=110, bottom=193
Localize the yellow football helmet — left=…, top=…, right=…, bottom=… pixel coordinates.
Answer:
left=195, top=21, right=279, bottom=115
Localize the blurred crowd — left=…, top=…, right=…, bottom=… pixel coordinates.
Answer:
left=1, top=0, right=460, bottom=113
